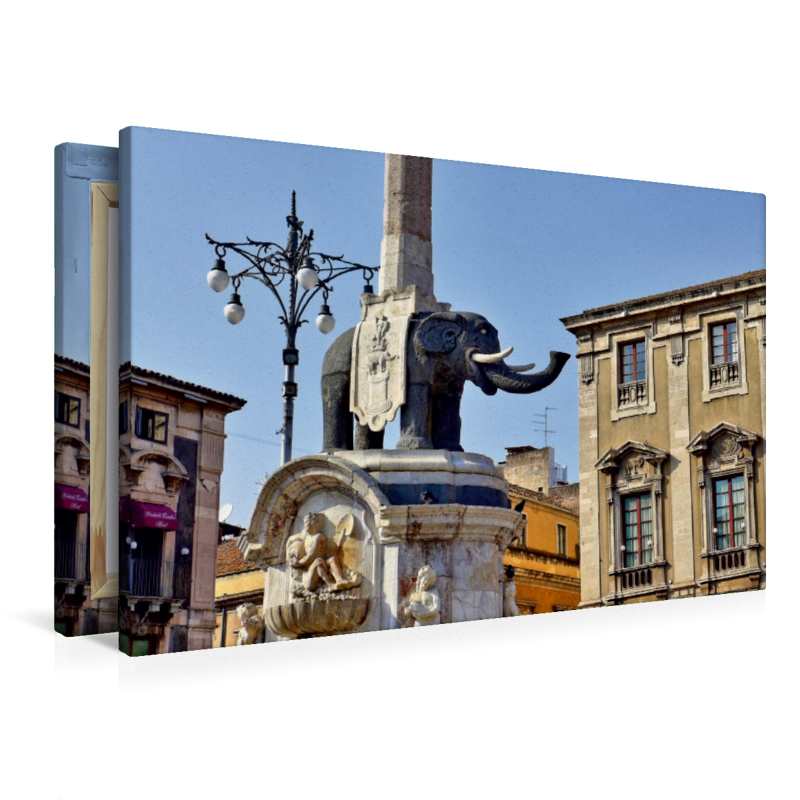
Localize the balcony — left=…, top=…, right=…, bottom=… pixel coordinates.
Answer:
left=54, top=541, right=89, bottom=582
left=709, top=361, right=739, bottom=390
left=696, top=545, right=762, bottom=592
left=120, top=555, right=190, bottom=601
left=618, top=380, right=647, bottom=409
left=609, top=560, right=668, bottom=601
left=619, top=564, right=653, bottom=591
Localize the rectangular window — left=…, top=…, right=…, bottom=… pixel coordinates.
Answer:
left=54, top=391, right=80, bottom=427
left=119, top=400, right=129, bottom=436
left=135, top=406, right=168, bottom=443
left=620, top=341, right=646, bottom=384
left=623, top=492, right=653, bottom=567
left=557, top=524, right=567, bottom=556
left=714, top=475, right=746, bottom=550
left=711, top=322, right=738, bottom=365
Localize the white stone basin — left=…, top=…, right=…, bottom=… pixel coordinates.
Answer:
left=265, top=597, right=371, bottom=639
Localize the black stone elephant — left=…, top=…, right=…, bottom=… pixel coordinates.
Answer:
left=321, top=311, right=571, bottom=453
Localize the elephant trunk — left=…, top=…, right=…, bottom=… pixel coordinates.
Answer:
left=482, top=351, right=571, bottom=394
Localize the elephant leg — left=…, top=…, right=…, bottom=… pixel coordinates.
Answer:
left=431, top=390, right=464, bottom=451
left=397, top=384, right=433, bottom=449
left=321, top=373, right=352, bottom=452
left=354, top=421, right=385, bottom=450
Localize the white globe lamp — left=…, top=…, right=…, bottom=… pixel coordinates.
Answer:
left=224, top=292, right=245, bottom=325
left=296, top=258, right=319, bottom=291
left=207, top=259, right=230, bottom=292
left=316, top=303, right=335, bottom=334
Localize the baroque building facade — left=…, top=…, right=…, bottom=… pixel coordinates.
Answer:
left=54, top=355, right=117, bottom=636
left=561, top=270, right=766, bottom=607
left=118, top=364, right=245, bottom=655
left=500, top=446, right=581, bottom=613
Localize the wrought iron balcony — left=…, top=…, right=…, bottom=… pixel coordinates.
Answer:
left=120, top=555, right=190, bottom=601
left=54, top=541, right=89, bottom=582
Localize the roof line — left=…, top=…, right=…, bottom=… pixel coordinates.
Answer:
left=119, top=362, right=247, bottom=408
left=561, top=269, right=765, bottom=326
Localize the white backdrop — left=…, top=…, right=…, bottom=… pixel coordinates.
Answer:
left=2, top=3, right=794, bottom=799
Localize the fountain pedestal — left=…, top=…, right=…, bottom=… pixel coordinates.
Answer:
left=240, top=450, right=524, bottom=640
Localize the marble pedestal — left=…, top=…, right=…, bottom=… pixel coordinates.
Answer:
left=240, top=450, right=524, bottom=641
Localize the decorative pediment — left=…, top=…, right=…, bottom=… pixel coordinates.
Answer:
left=687, top=422, right=757, bottom=457
left=596, top=440, right=668, bottom=501
left=54, top=432, right=90, bottom=477
left=128, top=450, right=189, bottom=495
left=687, top=422, right=758, bottom=483
left=595, top=440, right=668, bottom=474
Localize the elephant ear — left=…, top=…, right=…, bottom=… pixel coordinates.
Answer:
left=415, top=313, right=467, bottom=354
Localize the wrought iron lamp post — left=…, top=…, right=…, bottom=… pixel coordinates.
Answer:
left=205, top=192, right=378, bottom=465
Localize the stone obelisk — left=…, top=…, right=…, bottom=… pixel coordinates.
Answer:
left=379, top=154, right=435, bottom=297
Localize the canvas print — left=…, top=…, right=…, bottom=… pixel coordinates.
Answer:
left=54, top=143, right=119, bottom=636
left=118, top=126, right=765, bottom=655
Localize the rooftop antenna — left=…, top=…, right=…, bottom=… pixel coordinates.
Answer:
left=532, top=407, right=557, bottom=448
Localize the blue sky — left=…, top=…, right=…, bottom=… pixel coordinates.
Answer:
left=124, top=127, right=765, bottom=528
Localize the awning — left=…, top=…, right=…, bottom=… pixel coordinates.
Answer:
left=119, top=497, right=178, bottom=531
left=54, top=484, right=89, bottom=513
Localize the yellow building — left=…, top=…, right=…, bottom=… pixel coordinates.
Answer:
left=213, top=532, right=263, bottom=648
left=561, top=270, right=766, bottom=607
left=500, top=446, right=581, bottom=613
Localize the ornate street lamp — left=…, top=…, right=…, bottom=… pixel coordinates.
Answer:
left=206, top=191, right=378, bottom=465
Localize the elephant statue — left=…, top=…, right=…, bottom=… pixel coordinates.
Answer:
left=321, top=311, right=571, bottom=453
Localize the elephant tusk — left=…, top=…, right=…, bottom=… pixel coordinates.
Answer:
left=507, top=362, right=536, bottom=373
left=472, top=346, right=514, bottom=364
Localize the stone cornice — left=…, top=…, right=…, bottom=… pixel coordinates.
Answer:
left=560, top=270, right=765, bottom=331
left=512, top=566, right=581, bottom=593
left=119, top=363, right=246, bottom=410
left=215, top=589, right=264, bottom=609
left=506, top=545, right=579, bottom=568
left=379, top=503, right=523, bottom=549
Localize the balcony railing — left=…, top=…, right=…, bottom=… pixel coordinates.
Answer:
left=120, top=555, right=190, bottom=600
left=619, top=565, right=654, bottom=591
left=618, top=380, right=647, bottom=409
left=55, top=541, right=89, bottom=581
left=710, top=547, right=748, bottom=577
left=710, top=361, right=739, bottom=389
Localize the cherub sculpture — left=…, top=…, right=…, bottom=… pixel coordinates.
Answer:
left=236, top=603, right=263, bottom=645
left=285, top=512, right=362, bottom=598
left=402, top=565, right=441, bottom=626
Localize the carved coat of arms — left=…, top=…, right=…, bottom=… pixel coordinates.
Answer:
left=351, top=313, right=410, bottom=432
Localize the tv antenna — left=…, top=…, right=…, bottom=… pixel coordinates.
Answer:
left=532, top=407, right=557, bottom=448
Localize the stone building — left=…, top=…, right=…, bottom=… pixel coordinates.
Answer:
left=561, top=270, right=766, bottom=607
left=118, top=364, right=245, bottom=655
left=500, top=446, right=581, bottom=613
left=54, top=355, right=117, bottom=636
